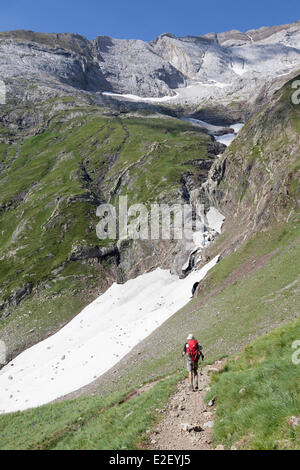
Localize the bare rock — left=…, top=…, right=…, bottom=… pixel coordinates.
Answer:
left=203, top=420, right=214, bottom=428
left=287, top=416, right=300, bottom=429
left=207, top=367, right=219, bottom=373
left=181, top=423, right=194, bottom=432
left=208, top=396, right=216, bottom=407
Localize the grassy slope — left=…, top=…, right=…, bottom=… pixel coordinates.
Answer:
left=0, top=219, right=298, bottom=449
left=207, top=318, right=300, bottom=450
left=95, top=218, right=300, bottom=393
left=0, top=105, right=212, bottom=356
left=1, top=110, right=200, bottom=297
left=0, top=372, right=183, bottom=450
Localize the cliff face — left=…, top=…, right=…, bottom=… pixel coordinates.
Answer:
left=1, top=21, right=300, bottom=118
left=0, top=93, right=222, bottom=358
left=198, top=74, right=300, bottom=261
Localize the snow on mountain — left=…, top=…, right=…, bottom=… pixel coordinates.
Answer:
left=1, top=21, right=300, bottom=110
left=0, top=256, right=219, bottom=414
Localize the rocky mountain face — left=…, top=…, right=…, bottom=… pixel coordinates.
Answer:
left=0, top=96, right=223, bottom=358
left=202, top=74, right=300, bottom=233
left=193, top=73, right=300, bottom=296
left=0, top=22, right=299, bottom=361
left=1, top=20, right=300, bottom=119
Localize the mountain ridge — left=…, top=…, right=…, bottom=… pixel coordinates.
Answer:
left=1, top=20, right=300, bottom=120
left=3, top=18, right=300, bottom=45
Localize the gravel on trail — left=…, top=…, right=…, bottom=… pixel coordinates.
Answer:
left=148, top=359, right=226, bottom=450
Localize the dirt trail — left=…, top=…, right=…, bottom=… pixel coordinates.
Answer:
left=148, top=359, right=226, bottom=450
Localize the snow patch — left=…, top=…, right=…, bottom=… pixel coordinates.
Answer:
left=230, top=123, right=244, bottom=133
left=0, top=256, right=219, bottom=414
left=214, top=133, right=236, bottom=146
left=181, top=117, right=225, bottom=133
left=206, top=207, right=226, bottom=234
left=181, top=117, right=244, bottom=147
left=102, top=91, right=179, bottom=102
left=232, top=61, right=246, bottom=76
left=196, top=81, right=230, bottom=89
left=214, top=122, right=244, bottom=146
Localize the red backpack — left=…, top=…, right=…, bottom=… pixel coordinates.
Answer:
left=186, top=339, right=200, bottom=362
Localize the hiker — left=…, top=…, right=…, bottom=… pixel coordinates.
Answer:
left=182, top=334, right=204, bottom=391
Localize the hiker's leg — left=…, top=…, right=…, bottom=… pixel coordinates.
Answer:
left=187, top=358, right=193, bottom=384
left=194, top=371, right=198, bottom=388
left=187, top=359, right=194, bottom=390
left=188, top=371, right=193, bottom=391
left=193, top=362, right=198, bottom=389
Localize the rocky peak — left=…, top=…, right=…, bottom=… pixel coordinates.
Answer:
left=0, top=29, right=91, bottom=56
left=0, top=21, right=300, bottom=119
left=245, top=20, right=300, bottom=43
left=216, top=29, right=250, bottom=47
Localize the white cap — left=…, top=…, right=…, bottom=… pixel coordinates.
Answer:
left=187, top=334, right=194, bottom=340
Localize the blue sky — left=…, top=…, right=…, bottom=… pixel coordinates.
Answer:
left=1, top=0, right=299, bottom=41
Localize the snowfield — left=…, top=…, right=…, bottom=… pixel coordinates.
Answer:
left=181, top=117, right=226, bottom=133
left=214, top=123, right=244, bottom=146
left=181, top=117, right=244, bottom=147
left=102, top=91, right=179, bottom=102
left=0, top=256, right=219, bottom=413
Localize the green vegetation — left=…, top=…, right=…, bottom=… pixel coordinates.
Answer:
left=0, top=372, right=183, bottom=450
left=207, top=318, right=300, bottom=450
left=200, top=219, right=300, bottom=296
left=0, top=264, right=101, bottom=357
left=0, top=218, right=298, bottom=450
left=102, top=217, right=300, bottom=393
left=0, top=103, right=212, bottom=355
